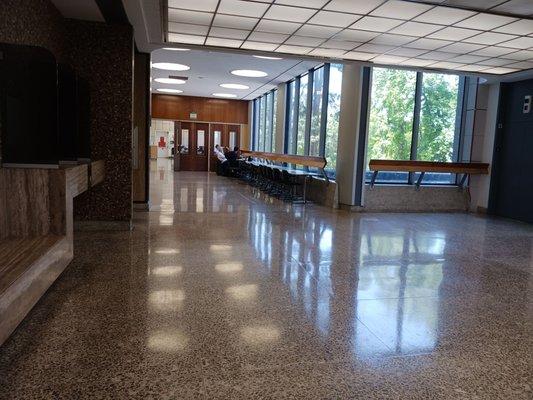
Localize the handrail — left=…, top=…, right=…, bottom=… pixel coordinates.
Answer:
left=368, top=159, right=489, bottom=188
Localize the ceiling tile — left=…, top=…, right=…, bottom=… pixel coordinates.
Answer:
left=350, top=16, right=404, bottom=32
left=372, top=54, right=409, bottom=64
left=504, top=50, right=533, bottom=60
left=168, top=0, right=218, bottom=12
left=218, top=0, right=270, bottom=18
left=430, top=61, right=465, bottom=69
left=263, top=5, right=316, bottom=22
left=209, top=27, right=250, bottom=39
left=167, top=33, right=206, bottom=44
left=275, top=0, right=329, bottom=8
left=325, top=0, right=387, bottom=14
left=479, top=58, right=516, bottom=67
left=429, top=27, right=481, bottom=41
left=413, top=6, right=475, bottom=25
left=498, top=36, right=533, bottom=49
left=439, top=42, right=485, bottom=53
left=505, top=60, right=533, bottom=69
left=389, top=21, right=443, bottom=37
left=491, top=0, right=533, bottom=16
left=482, top=67, right=520, bottom=75
left=370, top=0, right=433, bottom=20
left=255, top=19, right=301, bottom=34
left=320, top=39, right=361, bottom=50
left=168, top=22, right=209, bottom=35
left=388, top=47, right=428, bottom=57
left=454, top=14, right=519, bottom=31
left=471, top=46, right=517, bottom=57
left=334, top=29, right=380, bottom=42
left=400, top=58, right=439, bottom=67
left=295, top=25, right=342, bottom=38
left=406, top=38, right=452, bottom=50
left=371, top=33, right=417, bottom=46
left=494, top=19, right=533, bottom=36
left=248, top=31, right=289, bottom=43
left=241, top=41, right=279, bottom=51
left=285, top=35, right=324, bottom=46
left=275, top=44, right=314, bottom=54
left=464, top=32, right=518, bottom=46
left=449, top=54, right=488, bottom=64
left=356, top=43, right=396, bottom=53
left=454, top=64, right=490, bottom=72
left=418, top=50, right=457, bottom=60
left=343, top=51, right=377, bottom=60
left=445, top=0, right=505, bottom=10
left=308, top=48, right=347, bottom=57
left=205, top=37, right=243, bottom=47
left=308, top=11, right=362, bottom=28
left=212, top=14, right=259, bottom=30
left=168, top=9, right=213, bottom=25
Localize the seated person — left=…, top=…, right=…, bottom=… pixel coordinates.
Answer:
left=225, top=146, right=240, bottom=167
left=214, top=144, right=228, bottom=175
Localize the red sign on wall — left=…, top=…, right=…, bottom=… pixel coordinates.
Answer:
left=158, top=137, right=166, bottom=148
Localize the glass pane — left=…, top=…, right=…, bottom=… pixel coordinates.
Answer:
left=265, top=92, right=272, bottom=152
left=309, top=67, right=324, bottom=156
left=229, top=131, right=236, bottom=149
left=197, top=130, right=205, bottom=155
left=297, top=74, right=308, bottom=155
left=367, top=67, right=417, bottom=183
left=180, top=129, right=189, bottom=154
left=214, top=130, right=221, bottom=147
left=259, top=95, right=266, bottom=151
left=287, top=81, right=297, bottom=154
left=253, top=99, right=260, bottom=150
left=272, top=91, right=277, bottom=152
left=326, top=64, right=343, bottom=174
left=417, top=73, right=460, bottom=184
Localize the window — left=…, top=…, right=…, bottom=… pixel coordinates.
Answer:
left=272, top=93, right=277, bottom=152
left=309, top=67, right=324, bottom=156
left=297, top=73, right=308, bottom=155
left=326, top=64, right=343, bottom=173
left=252, top=89, right=277, bottom=152
left=286, top=80, right=298, bottom=154
left=367, top=67, right=464, bottom=185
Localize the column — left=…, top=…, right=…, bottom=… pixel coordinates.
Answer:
left=274, top=83, right=286, bottom=153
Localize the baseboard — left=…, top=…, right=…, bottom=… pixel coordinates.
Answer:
left=133, top=202, right=149, bottom=211
left=477, top=206, right=488, bottom=214
left=74, top=220, right=132, bottom=232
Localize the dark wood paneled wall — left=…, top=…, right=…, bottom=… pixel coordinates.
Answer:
left=152, top=94, right=249, bottom=124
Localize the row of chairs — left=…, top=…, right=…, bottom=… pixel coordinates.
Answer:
left=239, top=162, right=302, bottom=202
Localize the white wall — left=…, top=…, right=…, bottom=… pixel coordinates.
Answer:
left=150, top=119, right=175, bottom=158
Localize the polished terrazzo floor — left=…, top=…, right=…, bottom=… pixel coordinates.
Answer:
left=0, top=159, right=531, bottom=399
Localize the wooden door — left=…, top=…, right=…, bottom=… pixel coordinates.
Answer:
left=209, top=123, right=226, bottom=172
left=177, top=121, right=208, bottom=171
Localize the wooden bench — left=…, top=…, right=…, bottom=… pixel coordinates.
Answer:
left=0, top=161, right=104, bottom=346
left=368, top=159, right=489, bottom=188
left=241, top=150, right=329, bottom=182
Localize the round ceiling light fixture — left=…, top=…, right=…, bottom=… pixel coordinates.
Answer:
left=231, top=69, right=268, bottom=78
left=253, top=55, right=283, bottom=60
left=163, top=47, right=190, bottom=51
left=220, top=83, right=249, bottom=90
left=152, top=62, right=190, bottom=71
left=212, top=93, right=237, bottom=98
left=157, top=88, right=183, bottom=94
left=155, top=78, right=186, bottom=85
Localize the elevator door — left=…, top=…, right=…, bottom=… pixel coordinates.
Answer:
left=490, top=80, right=533, bottom=223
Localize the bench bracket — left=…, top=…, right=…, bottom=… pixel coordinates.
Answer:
left=459, top=173, right=469, bottom=189
left=370, top=171, right=378, bottom=187
left=415, top=172, right=425, bottom=189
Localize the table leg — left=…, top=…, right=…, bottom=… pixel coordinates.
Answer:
left=303, top=176, right=307, bottom=204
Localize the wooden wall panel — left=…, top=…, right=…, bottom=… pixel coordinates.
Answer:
left=152, top=94, right=249, bottom=124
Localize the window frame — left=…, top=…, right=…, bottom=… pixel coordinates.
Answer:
left=251, top=88, right=277, bottom=152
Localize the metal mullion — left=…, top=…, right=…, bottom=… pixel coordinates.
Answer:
left=319, top=64, right=330, bottom=157
left=262, top=95, right=267, bottom=152
left=409, top=71, right=423, bottom=185
left=453, top=76, right=467, bottom=185
left=269, top=89, right=275, bottom=152
left=304, top=70, right=313, bottom=156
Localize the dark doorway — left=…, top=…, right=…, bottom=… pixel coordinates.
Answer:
left=489, top=79, right=533, bottom=223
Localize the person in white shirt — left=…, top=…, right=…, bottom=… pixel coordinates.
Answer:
left=214, top=144, right=228, bottom=175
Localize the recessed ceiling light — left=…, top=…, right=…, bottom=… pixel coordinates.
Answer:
left=154, top=78, right=186, bottom=85
left=231, top=69, right=268, bottom=77
left=162, top=47, right=190, bottom=51
left=213, top=93, right=237, bottom=98
left=157, top=88, right=183, bottom=93
left=253, top=55, right=283, bottom=60
left=152, top=62, right=190, bottom=71
left=220, top=83, right=249, bottom=90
